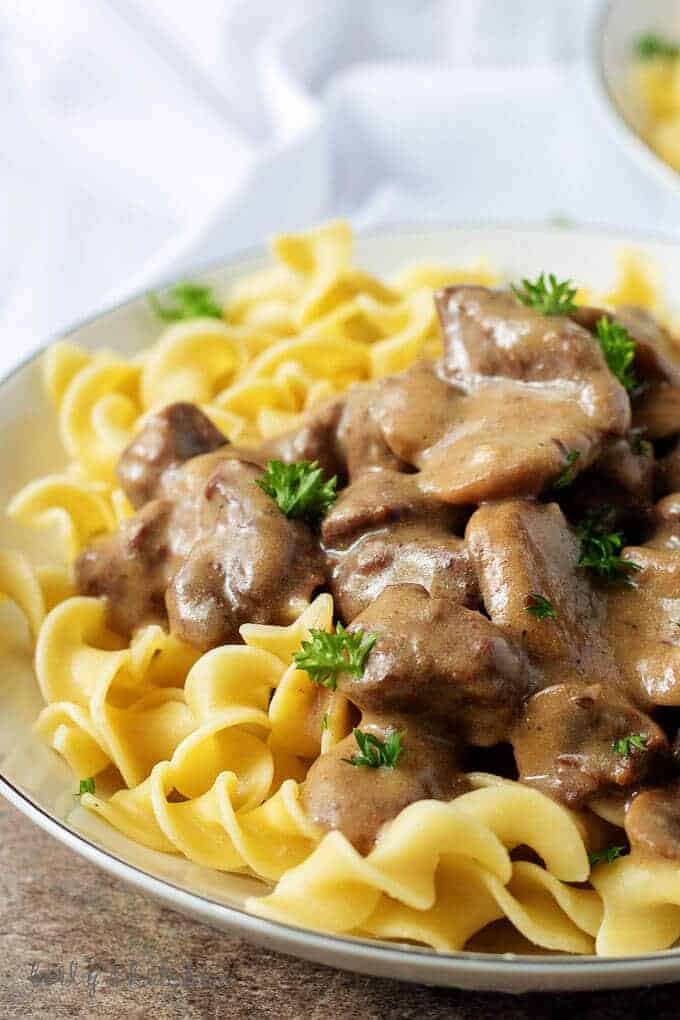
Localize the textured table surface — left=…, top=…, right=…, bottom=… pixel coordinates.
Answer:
left=1, top=796, right=679, bottom=1020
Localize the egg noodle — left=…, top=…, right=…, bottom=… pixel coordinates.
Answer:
left=2, top=221, right=678, bottom=957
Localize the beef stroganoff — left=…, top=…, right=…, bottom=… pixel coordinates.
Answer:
left=6, top=221, right=680, bottom=956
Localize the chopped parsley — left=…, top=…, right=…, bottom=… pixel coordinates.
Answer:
left=320, top=712, right=329, bottom=731
left=525, top=593, right=557, bottom=620
left=149, top=282, right=223, bottom=321
left=612, top=734, right=648, bottom=757
left=76, top=777, right=95, bottom=797
left=256, top=460, right=337, bottom=523
left=293, top=624, right=378, bottom=690
left=576, top=511, right=640, bottom=586
left=511, top=273, right=577, bottom=316
left=344, top=728, right=403, bottom=769
left=636, top=33, right=680, bottom=61
left=595, top=316, right=637, bottom=393
left=553, top=449, right=581, bottom=490
left=588, top=845, right=626, bottom=867
left=630, top=430, right=653, bottom=457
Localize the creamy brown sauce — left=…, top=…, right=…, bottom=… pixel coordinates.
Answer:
left=76, top=285, right=680, bottom=860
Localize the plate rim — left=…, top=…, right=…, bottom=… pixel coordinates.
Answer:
left=4, top=221, right=680, bottom=984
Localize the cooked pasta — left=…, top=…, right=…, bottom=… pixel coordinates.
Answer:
left=5, top=220, right=680, bottom=959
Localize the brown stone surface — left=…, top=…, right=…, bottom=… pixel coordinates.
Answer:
left=1, top=796, right=679, bottom=1019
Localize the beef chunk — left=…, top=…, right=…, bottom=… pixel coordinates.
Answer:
left=625, top=781, right=680, bottom=860
left=165, top=457, right=325, bottom=647
left=77, top=499, right=174, bottom=634
left=336, top=384, right=408, bottom=479
left=117, top=403, right=228, bottom=509
left=78, top=450, right=325, bottom=649
left=259, top=398, right=345, bottom=480
left=337, top=584, right=527, bottom=745
left=329, top=523, right=478, bottom=623
left=555, top=437, right=655, bottom=539
left=321, top=469, right=461, bottom=549
left=466, top=499, right=617, bottom=690
left=634, top=384, right=680, bottom=440
left=658, top=442, right=680, bottom=495
left=513, top=682, right=668, bottom=805
left=572, top=304, right=680, bottom=386
left=302, top=713, right=469, bottom=855
left=321, top=469, right=475, bottom=620
left=365, top=286, right=629, bottom=504
left=607, top=514, right=680, bottom=708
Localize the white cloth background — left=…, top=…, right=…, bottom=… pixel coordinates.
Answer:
left=2, top=0, right=678, bottom=375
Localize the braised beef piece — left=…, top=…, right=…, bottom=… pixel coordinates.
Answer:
left=303, top=582, right=527, bottom=852
left=336, top=384, right=409, bottom=479
left=607, top=499, right=680, bottom=708
left=574, top=304, right=680, bottom=440
left=466, top=499, right=617, bottom=690
left=77, top=452, right=325, bottom=648
left=259, top=397, right=345, bottom=481
left=117, top=402, right=228, bottom=508
left=302, top=713, right=469, bottom=855
left=336, top=584, right=527, bottom=745
left=375, top=285, right=630, bottom=503
left=572, top=304, right=680, bottom=386
left=513, top=682, right=669, bottom=805
left=634, top=385, right=680, bottom=440
left=78, top=499, right=175, bottom=634
left=625, top=780, right=680, bottom=860
left=322, top=470, right=476, bottom=621
left=658, top=441, right=680, bottom=495
left=165, top=457, right=326, bottom=647
left=555, top=436, right=655, bottom=539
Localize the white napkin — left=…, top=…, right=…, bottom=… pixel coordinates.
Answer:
left=1, top=0, right=676, bottom=375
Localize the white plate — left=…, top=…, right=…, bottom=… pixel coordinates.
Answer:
left=590, top=0, right=680, bottom=196
left=3, top=225, right=680, bottom=994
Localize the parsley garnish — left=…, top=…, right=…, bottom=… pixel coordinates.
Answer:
left=257, top=460, right=337, bottom=523
left=553, top=449, right=581, bottom=490
left=344, top=728, right=403, bottom=769
left=588, top=845, right=626, bottom=867
left=293, top=624, right=378, bottom=690
left=612, top=734, right=648, bottom=757
left=630, top=430, right=653, bottom=457
left=576, top=511, right=640, bottom=586
left=150, top=282, right=223, bottom=321
left=511, top=273, right=577, bottom=316
left=636, top=33, right=680, bottom=60
left=595, top=316, right=637, bottom=393
left=76, top=777, right=95, bottom=797
left=320, top=712, right=329, bottom=731
left=525, top=593, right=557, bottom=620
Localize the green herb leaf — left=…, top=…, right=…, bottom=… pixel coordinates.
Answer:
left=612, top=734, right=649, bottom=757
left=636, top=33, right=680, bottom=60
left=344, top=728, right=403, bottom=769
left=553, top=449, right=581, bottom=490
left=150, top=282, right=223, bottom=321
left=525, top=593, right=557, bottom=620
left=576, top=510, right=640, bottom=586
left=595, top=316, right=637, bottom=393
left=511, top=273, right=577, bottom=316
left=293, top=624, right=378, bottom=690
left=76, top=777, right=95, bottom=797
left=588, top=845, right=626, bottom=867
left=256, top=460, right=337, bottom=523
left=320, top=712, right=329, bottom=731
left=630, top=430, right=653, bottom=457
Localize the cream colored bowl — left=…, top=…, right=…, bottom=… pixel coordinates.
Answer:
left=3, top=225, right=680, bottom=993
left=593, top=0, right=680, bottom=190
